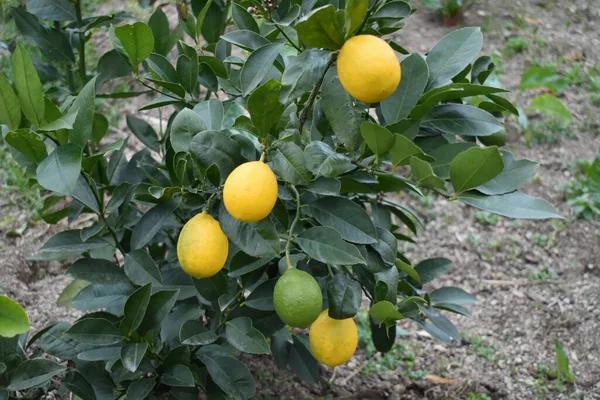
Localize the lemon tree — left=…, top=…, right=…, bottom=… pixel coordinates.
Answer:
left=0, top=0, right=561, bottom=398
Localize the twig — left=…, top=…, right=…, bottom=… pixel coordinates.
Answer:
left=339, top=355, right=378, bottom=385
left=297, top=54, right=337, bottom=133
left=136, top=78, right=193, bottom=107
left=285, top=185, right=301, bottom=268
left=75, top=0, right=88, bottom=86
left=482, top=279, right=559, bottom=286
left=274, top=24, right=301, bottom=52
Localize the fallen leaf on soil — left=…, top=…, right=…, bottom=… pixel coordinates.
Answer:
left=425, top=375, right=457, bottom=385
left=526, top=17, right=540, bottom=25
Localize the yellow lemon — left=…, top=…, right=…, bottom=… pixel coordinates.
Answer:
left=177, top=211, right=228, bottom=278
left=223, top=161, right=278, bottom=222
left=337, top=35, right=401, bottom=103
left=273, top=268, right=323, bottom=328
left=309, top=309, right=358, bottom=367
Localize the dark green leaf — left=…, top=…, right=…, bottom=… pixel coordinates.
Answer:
left=288, top=336, right=319, bottom=384
left=25, top=0, right=76, bottom=21
left=127, top=378, right=155, bottom=400
left=226, top=317, right=270, bottom=354
left=39, top=322, right=79, bottom=360
left=476, top=151, right=538, bottom=195
left=72, top=282, right=134, bottom=312
left=304, top=141, right=355, bottom=178
left=327, top=274, right=361, bottom=319
left=125, top=249, right=163, bottom=286
left=179, top=320, right=217, bottom=345
left=247, top=79, right=284, bottom=139
left=138, top=289, right=179, bottom=333
left=450, top=146, right=504, bottom=194
left=77, top=346, right=121, bottom=362
left=126, top=115, right=160, bottom=152
left=11, top=43, right=45, bottom=126
left=195, top=0, right=214, bottom=43
left=413, top=258, right=451, bottom=284
left=458, top=191, right=562, bottom=219
left=370, top=1, right=411, bottom=19
left=244, top=279, right=276, bottom=310
left=422, top=104, right=503, bottom=136
left=197, top=345, right=256, bottom=400
left=0, top=295, right=29, bottom=337
left=5, top=130, right=46, bottom=164
left=320, top=68, right=363, bottom=149
left=177, top=55, right=199, bottom=95
left=219, top=204, right=280, bottom=258
left=194, top=98, right=224, bottom=130
left=381, top=53, right=428, bottom=124
left=370, top=315, right=396, bottom=353
left=36, top=144, right=82, bottom=196
left=7, top=359, right=64, bottom=391
left=121, top=342, right=148, bottom=372
left=61, top=371, right=96, bottom=400
left=67, top=258, right=127, bottom=284
left=361, top=122, right=394, bottom=160
left=430, top=287, right=476, bottom=305
left=193, top=271, right=227, bottom=302
left=149, top=7, right=180, bottom=56
left=471, top=55, right=494, bottom=85
left=295, top=5, right=344, bottom=50
left=170, top=108, right=207, bottom=153
left=280, top=49, right=330, bottom=103
left=240, top=42, right=284, bottom=96
left=161, top=364, right=195, bottom=387
left=65, top=318, right=124, bottom=345
left=232, top=3, right=259, bottom=33
left=271, top=142, right=311, bottom=185
left=0, top=73, right=21, bottom=129
left=190, top=130, right=240, bottom=178
left=296, top=226, right=365, bottom=265
left=426, top=27, right=483, bottom=90
left=228, top=252, right=271, bottom=278
left=31, top=230, right=106, bottom=261
left=130, top=202, right=177, bottom=249
left=122, top=283, right=152, bottom=333
left=309, top=197, right=377, bottom=244
left=69, top=76, right=97, bottom=146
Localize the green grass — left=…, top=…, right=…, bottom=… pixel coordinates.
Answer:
left=462, top=334, right=500, bottom=362
left=564, top=153, right=600, bottom=221
left=474, top=211, right=501, bottom=226
left=504, top=37, right=528, bottom=57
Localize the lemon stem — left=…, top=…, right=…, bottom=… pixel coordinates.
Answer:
left=259, top=152, right=266, bottom=162
left=285, top=185, right=301, bottom=269
left=203, top=192, right=219, bottom=212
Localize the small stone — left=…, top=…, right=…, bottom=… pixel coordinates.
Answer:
left=476, top=10, right=486, bottom=17
left=515, top=357, right=523, bottom=365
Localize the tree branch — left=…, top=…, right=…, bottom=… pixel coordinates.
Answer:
left=298, top=53, right=337, bottom=133
left=275, top=24, right=301, bottom=52
left=285, top=185, right=302, bottom=269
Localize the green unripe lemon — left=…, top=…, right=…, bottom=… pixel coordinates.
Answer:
left=479, top=129, right=507, bottom=146
left=273, top=268, right=323, bottom=328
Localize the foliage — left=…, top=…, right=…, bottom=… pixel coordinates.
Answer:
left=503, top=37, right=528, bottom=57
left=564, top=153, right=600, bottom=221
left=0, top=0, right=560, bottom=397
left=418, top=0, right=467, bottom=21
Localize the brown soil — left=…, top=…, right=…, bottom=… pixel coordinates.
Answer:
left=1, top=0, right=599, bottom=399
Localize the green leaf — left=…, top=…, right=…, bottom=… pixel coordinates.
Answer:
left=304, top=141, right=355, bottom=178
left=226, top=317, right=271, bottom=355
left=219, top=204, right=280, bottom=258
left=0, top=295, right=30, bottom=337
left=72, top=282, right=134, bottom=312
left=124, top=250, right=163, bottom=286
left=429, top=142, right=477, bottom=179
left=450, top=146, right=504, bottom=194
left=528, top=94, right=572, bottom=126
left=381, top=53, right=429, bottom=124
left=193, top=271, right=227, bottom=302
left=122, top=282, right=152, bottom=333
left=426, top=27, right=483, bottom=90
left=280, top=49, right=330, bottom=103
left=149, top=7, right=180, bottom=56
left=458, top=190, right=562, bottom=219
left=121, top=342, right=148, bottom=372
left=372, top=228, right=397, bottom=264
left=195, top=0, right=213, bottom=43
left=61, top=371, right=96, bottom=400
left=232, top=3, right=259, bottom=33
left=410, top=157, right=446, bottom=190
left=110, top=22, right=155, bottom=70
left=244, top=279, right=276, bottom=310
left=57, top=279, right=90, bottom=308
left=130, top=202, right=177, bottom=250
left=395, top=259, right=419, bottom=283
left=69, top=76, right=97, bottom=147
left=288, top=336, right=319, bottom=384
left=198, top=55, right=228, bottom=78
left=309, top=197, right=378, bottom=244
left=25, top=0, right=76, bottom=20
left=520, top=66, right=567, bottom=93
left=36, top=144, right=82, bottom=196
left=127, top=378, right=156, bottom=400
left=554, top=340, right=575, bottom=383
left=67, top=258, right=127, bottom=284
left=170, top=108, right=207, bottom=153
left=38, top=109, right=78, bottom=131
left=344, top=0, right=368, bottom=37
left=7, top=359, right=65, bottom=391
left=320, top=68, right=363, bottom=149
left=240, top=42, right=283, bottom=96
left=369, top=301, right=403, bottom=327
left=137, top=289, right=179, bottom=333
left=272, top=4, right=300, bottom=26
left=360, top=122, right=395, bottom=161
left=421, top=104, right=503, bottom=136
left=413, top=258, right=451, bottom=284
left=12, top=43, right=44, bottom=126
left=0, top=73, right=21, bottom=129
left=476, top=151, right=538, bottom=195
left=296, top=226, right=366, bottom=265
left=389, top=134, right=424, bottom=167
left=177, top=55, right=199, bottom=95
left=430, top=287, right=476, bottom=305
left=126, top=115, right=160, bottom=152
left=194, top=98, right=224, bottom=130
left=327, top=274, right=361, bottom=319
left=5, top=129, right=46, bottom=164
left=65, top=318, right=124, bottom=345
left=370, top=1, right=411, bottom=19
left=486, top=94, right=519, bottom=116
left=295, top=5, right=344, bottom=50
left=247, top=79, right=284, bottom=139
left=370, top=315, right=396, bottom=353
left=197, top=345, right=256, bottom=399
left=161, top=364, right=195, bottom=387
left=11, top=8, right=75, bottom=64
left=179, top=320, right=217, bottom=345
left=190, top=130, right=240, bottom=178
left=471, top=55, right=494, bottom=85
left=271, top=142, right=312, bottom=185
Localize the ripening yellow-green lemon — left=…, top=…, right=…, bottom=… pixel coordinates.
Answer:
left=177, top=211, right=228, bottom=278
left=309, top=309, right=358, bottom=367
left=223, top=160, right=278, bottom=222
left=337, top=35, right=401, bottom=103
left=273, top=268, right=323, bottom=329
